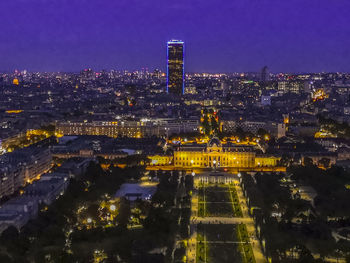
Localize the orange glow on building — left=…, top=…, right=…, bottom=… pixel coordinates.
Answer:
left=6, top=110, right=23, bottom=114
left=312, top=89, right=328, bottom=102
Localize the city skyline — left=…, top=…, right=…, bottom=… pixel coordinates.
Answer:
left=0, top=0, right=349, bottom=73
left=2, top=1, right=350, bottom=262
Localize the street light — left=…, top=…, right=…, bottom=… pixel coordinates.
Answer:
left=213, top=160, right=217, bottom=173
left=237, top=172, right=241, bottom=178
left=87, top=218, right=92, bottom=224
left=110, top=204, right=116, bottom=211
left=191, top=172, right=195, bottom=176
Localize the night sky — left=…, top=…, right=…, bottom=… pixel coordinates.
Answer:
left=0, top=0, right=349, bottom=73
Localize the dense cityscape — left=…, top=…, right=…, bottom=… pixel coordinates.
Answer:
left=1, top=43, right=350, bottom=262
left=1, top=0, right=350, bottom=262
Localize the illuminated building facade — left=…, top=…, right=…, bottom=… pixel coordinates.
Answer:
left=57, top=121, right=146, bottom=138
left=161, top=138, right=281, bottom=169
left=167, top=40, right=184, bottom=96
left=221, top=120, right=286, bottom=139
left=277, top=81, right=303, bottom=95
left=0, top=147, right=52, bottom=198
left=148, top=155, right=173, bottom=166
left=174, top=138, right=255, bottom=168
left=56, top=119, right=198, bottom=138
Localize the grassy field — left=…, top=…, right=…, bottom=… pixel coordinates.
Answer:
left=236, top=224, right=256, bottom=263
left=197, top=224, right=242, bottom=263
left=196, top=183, right=256, bottom=263
left=198, top=184, right=243, bottom=217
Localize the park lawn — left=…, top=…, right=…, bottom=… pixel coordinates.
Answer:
left=198, top=184, right=244, bottom=217
left=206, top=202, right=234, bottom=217
left=198, top=202, right=206, bottom=217
left=198, top=187, right=205, bottom=202
left=205, top=187, right=231, bottom=203
left=229, top=186, right=244, bottom=217
left=208, top=243, right=242, bottom=263
left=197, top=224, right=242, bottom=263
left=236, top=224, right=256, bottom=263
left=196, top=232, right=207, bottom=263
left=198, top=224, right=238, bottom=241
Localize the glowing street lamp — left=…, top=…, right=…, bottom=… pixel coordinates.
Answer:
left=110, top=204, right=116, bottom=211
left=87, top=218, right=92, bottom=224
left=191, top=172, right=195, bottom=176
left=213, top=159, right=217, bottom=173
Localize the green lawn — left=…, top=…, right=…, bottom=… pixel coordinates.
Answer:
left=197, top=224, right=242, bottom=263
left=236, top=224, right=256, bottom=263
left=229, top=185, right=243, bottom=217
left=206, top=202, right=234, bottom=217
left=195, top=183, right=256, bottom=263
left=198, top=184, right=243, bottom=217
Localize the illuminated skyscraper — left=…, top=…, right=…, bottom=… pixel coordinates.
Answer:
left=167, top=40, right=184, bottom=95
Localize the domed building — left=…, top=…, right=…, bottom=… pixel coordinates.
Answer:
left=207, top=137, right=221, bottom=148
left=173, top=137, right=256, bottom=168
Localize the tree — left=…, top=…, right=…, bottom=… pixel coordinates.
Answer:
left=0, top=253, right=12, bottom=262
left=235, top=127, right=245, bottom=141
left=184, top=174, right=194, bottom=193
left=87, top=203, right=100, bottom=222
left=202, top=114, right=211, bottom=136
left=117, top=198, right=131, bottom=229
left=85, top=161, right=104, bottom=182
left=211, top=115, right=219, bottom=134
left=298, top=245, right=314, bottom=263
left=143, top=207, right=173, bottom=234
left=318, top=158, right=331, bottom=169
left=1, top=225, right=19, bottom=241
left=303, top=157, right=314, bottom=167
left=257, top=128, right=268, bottom=138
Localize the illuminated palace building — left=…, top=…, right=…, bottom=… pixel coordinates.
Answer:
left=158, top=138, right=280, bottom=169
left=167, top=40, right=184, bottom=96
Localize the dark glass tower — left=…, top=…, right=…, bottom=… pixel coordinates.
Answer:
left=167, top=40, right=184, bottom=95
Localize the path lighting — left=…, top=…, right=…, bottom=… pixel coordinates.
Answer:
left=110, top=204, right=116, bottom=211
left=87, top=218, right=92, bottom=224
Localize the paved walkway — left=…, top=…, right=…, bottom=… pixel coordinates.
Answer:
left=186, top=181, right=267, bottom=263
left=235, top=182, right=267, bottom=263
left=192, top=216, right=253, bottom=225
left=186, top=191, right=198, bottom=263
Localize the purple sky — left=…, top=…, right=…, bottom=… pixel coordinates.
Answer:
left=0, top=0, right=349, bottom=73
